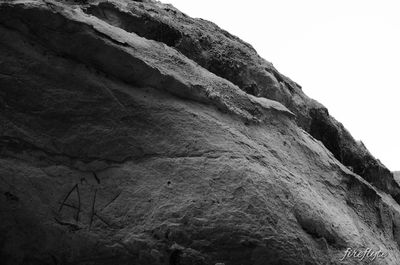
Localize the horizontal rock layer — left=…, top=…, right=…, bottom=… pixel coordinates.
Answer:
left=0, top=1, right=399, bottom=265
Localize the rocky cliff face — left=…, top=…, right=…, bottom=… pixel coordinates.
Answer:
left=1, top=1, right=399, bottom=264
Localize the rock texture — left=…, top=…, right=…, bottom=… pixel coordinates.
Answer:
left=84, top=0, right=399, bottom=202
left=1, top=0, right=400, bottom=264
left=394, top=172, right=400, bottom=185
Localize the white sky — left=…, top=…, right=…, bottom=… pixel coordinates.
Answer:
left=161, top=0, right=400, bottom=171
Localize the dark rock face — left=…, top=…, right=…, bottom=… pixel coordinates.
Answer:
left=83, top=0, right=400, bottom=201
left=0, top=1, right=399, bottom=264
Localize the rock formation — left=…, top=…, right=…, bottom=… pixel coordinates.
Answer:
left=0, top=0, right=399, bottom=264
left=394, top=172, right=400, bottom=184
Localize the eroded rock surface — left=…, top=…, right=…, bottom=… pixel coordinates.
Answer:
left=82, top=0, right=399, bottom=201
left=1, top=1, right=400, bottom=264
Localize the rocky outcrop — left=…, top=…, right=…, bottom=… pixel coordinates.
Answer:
left=1, top=1, right=399, bottom=264
left=82, top=0, right=400, bottom=201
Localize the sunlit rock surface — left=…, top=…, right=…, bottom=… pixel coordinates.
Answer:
left=394, top=172, right=400, bottom=185
left=1, top=1, right=400, bottom=264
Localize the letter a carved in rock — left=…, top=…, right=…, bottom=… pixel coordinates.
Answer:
left=58, top=184, right=81, bottom=222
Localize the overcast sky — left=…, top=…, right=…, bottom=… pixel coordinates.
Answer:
left=161, top=0, right=400, bottom=171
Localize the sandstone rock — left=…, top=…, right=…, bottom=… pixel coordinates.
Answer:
left=82, top=0, right=399, bottom=201
left=0, top=1, right=399, bottom=265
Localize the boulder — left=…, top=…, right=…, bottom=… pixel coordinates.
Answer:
left=0, top=1, right=399, bottom=264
